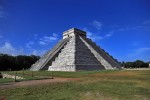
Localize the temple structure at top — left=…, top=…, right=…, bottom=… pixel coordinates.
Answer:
left=30, top=28, right=121, bottom=71
left=63, top=28, right=86, bottom=39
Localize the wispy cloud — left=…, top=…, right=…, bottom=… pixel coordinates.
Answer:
left=142, top=20, right=150, bottom=32
left=29, top=49, right=46, bottom=56
left=0, top=41, right=46, bottom=56
left=107, top=25, right=143, bottom=37
left=0, top=1, right=5, bottom=20
left=112, top=19, right=150, bottom=35
left=83, top=28, right=114, bottom=42
left=0, top=42, right=24, bottom=55
left=143, top=20, right=150, bottom=25
left=39, top=33, right=58, bottom=46
left=126, top=26, right=142, bottom=31
left=90, top=20, right=144, bottom=40
left=83, top=28, right=103, bottom=41
left=130, top=47, right=150, bottom=53
left=33, top=34, right=38, bottom=40
left=111, top=19, right=150, bottom=34
left=0, top=11, right=4, bottom=18
left=117, top=28, right=125, bottom=32
left=131, top=41, right=139, bottom=46
left=105, top=33, right=112, bottom=38
left=23, top=32, right=59, bottom=56
left=26, top=41, right=34, bottom=48
left=104, top=30, right=114, bottom=38
left=92, top=20, right=102, bottom=30
left=127, top=47, right=150, bottom=61
left=0, top=35, right=3, bottom=38
left=117, top=25, right=142, bottom=32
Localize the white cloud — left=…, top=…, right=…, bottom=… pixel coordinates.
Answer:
left=0, top=42, right=24, bottom=55
left=39, top=41, right=47, bottom=45
left=52, top=33, right=58, bottom=37
left=105, top=30, right=115, bottom=38
left=92, top=20, right=102, bottom=30
left=105, top=33, right=112, bottom=37
left=26, top=41, right=34, bottom=48
left=39, top=33, right=58, bottom=46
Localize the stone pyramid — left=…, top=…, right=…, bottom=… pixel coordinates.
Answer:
left=30, top=28, right=121, bottom=71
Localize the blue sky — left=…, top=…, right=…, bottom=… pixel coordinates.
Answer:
left=0, top=0, right=150, bottom=62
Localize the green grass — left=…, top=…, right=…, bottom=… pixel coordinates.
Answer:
left=0, top=70, right=117, bottom=83
left=0, top=70, right=150, bottom=100
left=0, top=78, right=14, bottom=83
left=9, top=70, right=120, bottom=78
left=0, top=71, right=53, bottom=83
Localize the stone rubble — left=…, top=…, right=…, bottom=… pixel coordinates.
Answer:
left=2, top=73, right=24, bottom=79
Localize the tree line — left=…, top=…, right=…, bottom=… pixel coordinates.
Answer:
left=0, top=54, right=40, bottom=71
left=122, top=60, right=149, bottom=68
left=0, top=53, right=149, bottom=71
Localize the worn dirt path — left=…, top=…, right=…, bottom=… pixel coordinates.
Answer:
left=0, top=77, right=80, bottom=89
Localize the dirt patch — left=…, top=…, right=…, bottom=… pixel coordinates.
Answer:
left=0, top=77, right=80, bottom=89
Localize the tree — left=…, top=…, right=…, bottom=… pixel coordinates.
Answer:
left=124, top=60, right=149, bottom=68
left=0, top=54, right=40, bottom=71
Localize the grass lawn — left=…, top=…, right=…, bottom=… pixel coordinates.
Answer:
left=0, top=71, right=52, bottom=83
left=0, top=70, right=118, bottom=83
left=8, top=69, right=120, bottom=78
left=0, top=70, right=150, bottom=100
left=0, top=78, right=14, bottom=83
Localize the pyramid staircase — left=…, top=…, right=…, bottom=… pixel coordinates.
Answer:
left=30, top=37, right=71, bottom=71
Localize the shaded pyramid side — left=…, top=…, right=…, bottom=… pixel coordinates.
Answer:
left=80, top=36, right=121, bottom=69
left=30, top=37, right=71, bottom=71
left=75, top=36, right=105, bottom=70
